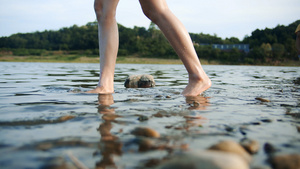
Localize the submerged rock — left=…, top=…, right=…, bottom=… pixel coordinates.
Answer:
left=269, top=154, right=300, bottom=169
left=255, top=97, right=270, bottom=102
left=208, top=140, right=251, bottom=163
left=264, top=142, right=277, bottom=154
left=293, top=77, right=300, bottom=85
left=124, top=74, right=155, bottom=88
left=131, top=127, right=160, bottom=138
left=240, top=139, right=260, bottom=154
left=155, top=151, right=249, bottom=169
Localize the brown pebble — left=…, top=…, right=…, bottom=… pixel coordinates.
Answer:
left=138, top=138, right=154, bottom=152
left=58, top=115, right=75, bottom=122
left=209, top=140, right=251, bottom=163
left=156, top=151, right=249, bottom=169
left=269, top=154, right=300, bottom=169
left=255, top=97, right=270, bottom=102
left=131, top=127, right=160, bottom=138
left=240, top=139, right=260, bottom=154
left=153, top=112, right=164, bottom=118
left=297, top=126, right=300, bottom=133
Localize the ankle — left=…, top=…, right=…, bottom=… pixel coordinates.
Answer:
left=189, top=71, right=208, bottom=82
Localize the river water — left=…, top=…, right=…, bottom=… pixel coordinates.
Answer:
left=0, top=62, right=299, bottom=168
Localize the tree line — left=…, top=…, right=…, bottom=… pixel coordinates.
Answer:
left=0, top=20, right=299, bottom=65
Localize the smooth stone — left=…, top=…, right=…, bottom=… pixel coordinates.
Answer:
left=58, top=115, right=75, bottom=122
left=131, top=127, right=160, bottom=138
left=269, top=154, right=300, bottom=169
left=240, top=138, right=260, bottom=154
left=255, top=97, right=270, bottom=102
left=124, top=74, right=155, bottom=88
left=208, top=140, right=252, bottom=163
left=155, top=150, right=249, bottom=169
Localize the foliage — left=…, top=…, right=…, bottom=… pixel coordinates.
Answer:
left=1, top=20, right=300, bottom=65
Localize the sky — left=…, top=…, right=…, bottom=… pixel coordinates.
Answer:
left=0, top=0, right=299, bottom=40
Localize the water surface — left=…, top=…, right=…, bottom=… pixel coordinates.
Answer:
left=0, top=62, right=299, bottom=168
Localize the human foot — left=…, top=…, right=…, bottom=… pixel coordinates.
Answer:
left=182, top=76, right=211, bottom=96
left=86, top=86, right=114, bottom=94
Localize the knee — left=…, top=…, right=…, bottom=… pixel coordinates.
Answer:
left=94, top=2, right=116, bottom=22
left=141, top=4, right=168, bottom=24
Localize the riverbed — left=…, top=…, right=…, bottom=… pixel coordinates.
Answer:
left=0, top=62, right=299, bottom=168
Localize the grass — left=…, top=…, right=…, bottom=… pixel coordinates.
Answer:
left=0, top=55, right=299, bottom=66
left=0, top=55, right=185, bottom=65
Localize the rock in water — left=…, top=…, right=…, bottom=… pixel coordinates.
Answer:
left=240, top=138, right=260, bottom=154
left=155, top=151, right=249, bottom=169
left=124, top=75, right=155, bottom=88
left=131, top=127, right=160, bottom=138
left=208, top=140, right=252, bottom=163
left=269, top=154, right=300, bottom=169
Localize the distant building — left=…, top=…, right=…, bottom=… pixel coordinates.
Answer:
left=212, top=44, right=249, bottom=53
left=199, top=43, right=250, bottom=53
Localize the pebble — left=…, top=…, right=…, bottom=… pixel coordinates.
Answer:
left=269, top=154, right=300, bottom=169
left=155, top=151, right=249, bottom=169
left=293, top=77, right=300, bottom=85
left=57, top=115, right=76, bottom=122
left=261, top=119, right=273, bottom=123
left=255, top=97, right=270, bottom=102
left=124, top=74, right=155, bottom=88
left=208, top=140, right=252, bottom=163
left=264, top=142, right=277, bottom=154
left=131, top=127, right=160, bottom=138
left=240, top=139, right=260, bottom=154
left=137, top=115, right=149, bottom=121
left=40, top=157, right=77, bottom=169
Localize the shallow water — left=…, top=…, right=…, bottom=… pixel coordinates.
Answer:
left=0, top=62, right=299, bottom=168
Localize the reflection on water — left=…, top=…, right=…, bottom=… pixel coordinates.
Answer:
left=0, top=62, right=299, bottom=168
left=97, top=94, right=121, bottom=169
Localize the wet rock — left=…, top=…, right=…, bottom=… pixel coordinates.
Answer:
left=153, top=112, right=164, bottom=118
left=255, top=97, right=270, bottom=102
left=208, top=140, right=251, bottom=163
left=293, top=77, right=300, bottom=85
left=137, top=138, right=155, bottom=152
left=286, top=112, right=300, bottom=118
left=155, top=151, right=249, bottom=169
left=224, top=125, right=236, bottom=132
left=240, top=138, right=260, bottom=154
left=269, top=154, right=300, bottom=169
left=297, top=126, right=300, bottom=133
left=40, top=157, right=77, bottom=169
left=58, top=115, right=76, bottom=122
left=137, top=115, right=149, bottom=121
left=131, top=127, right=160, bottom=138
left=250, top=121, right=262, bottom=125
left=124, top=74, right=155, bottom=88
left=261, top=118, right=273, bottom=123
left=264, top=142, right=277, bottom=154
left=239, top=126, right=248, bottom=136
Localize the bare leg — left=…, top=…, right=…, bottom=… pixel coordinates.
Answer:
left=87, top=0, right=119, bottom=94
left=139, top=0, right=211, bottom=96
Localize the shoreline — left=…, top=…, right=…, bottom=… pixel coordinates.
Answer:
left=0, top=55, right=299, bottom=66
